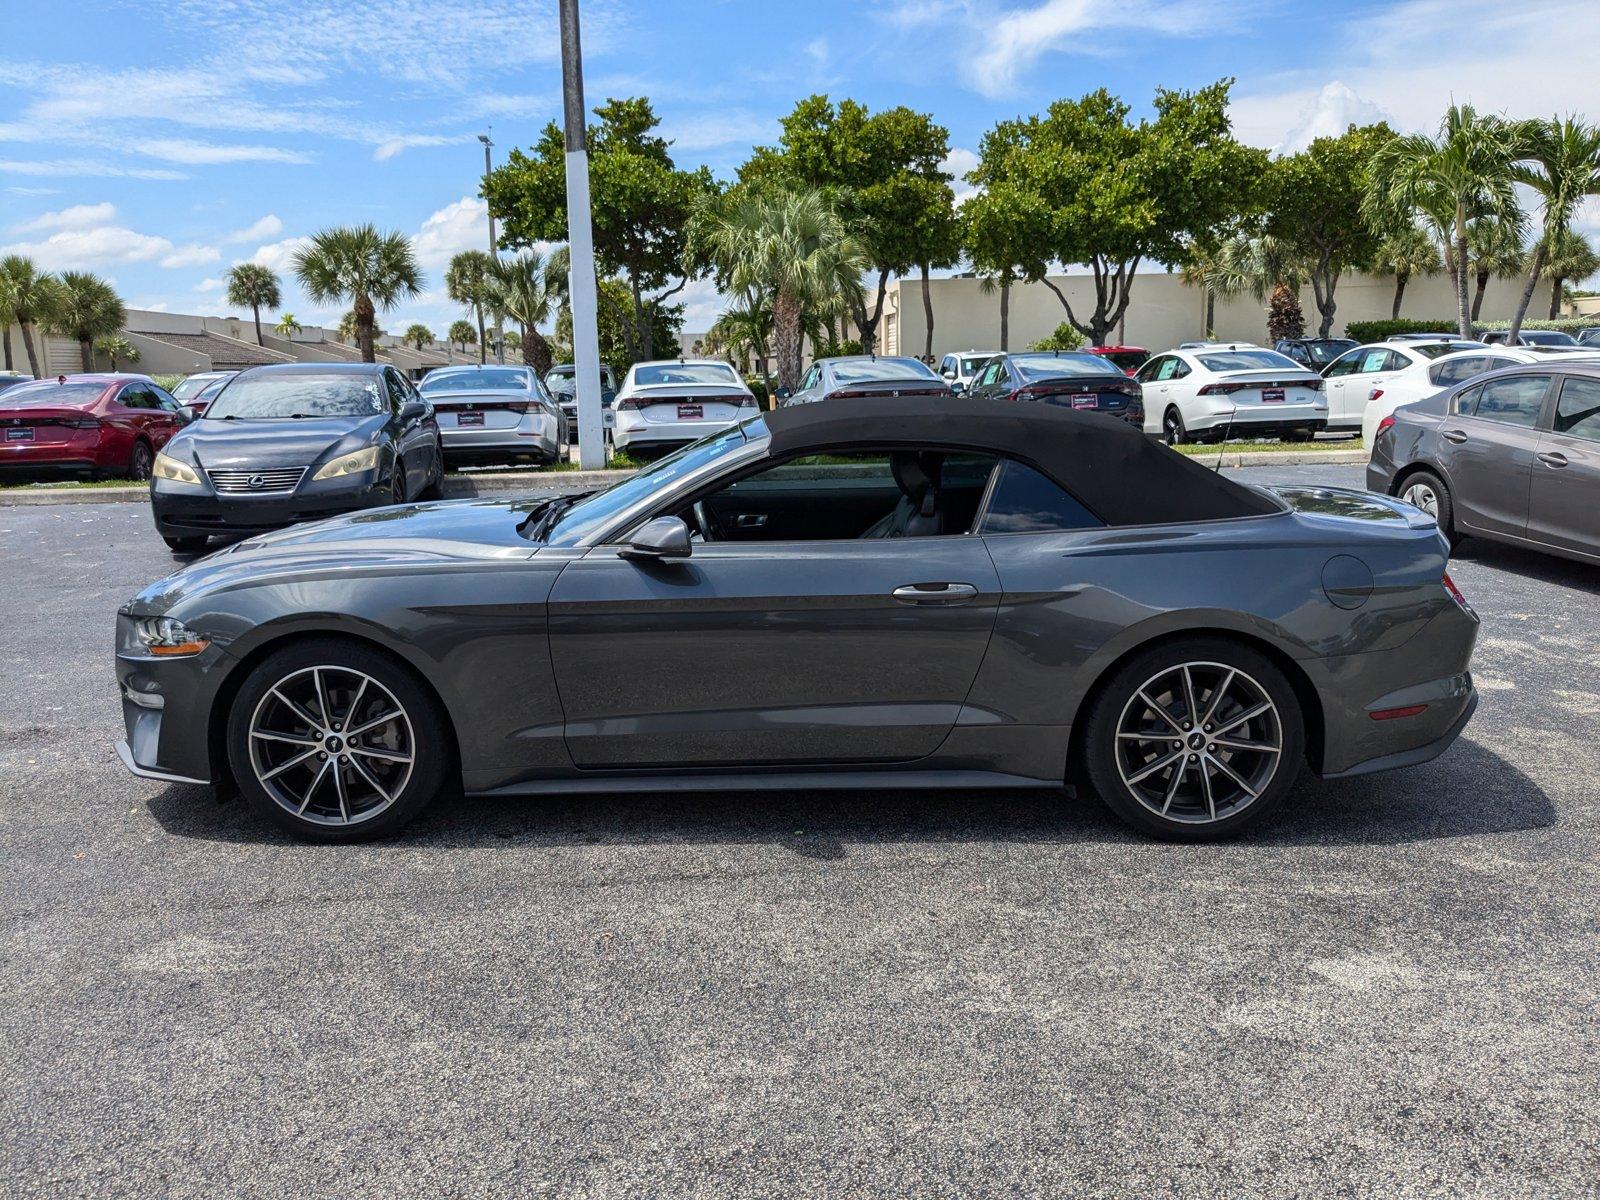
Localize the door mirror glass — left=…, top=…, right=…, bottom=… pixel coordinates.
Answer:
left=620, top=515, right=692, bottom=560
left=177, top=405, right=198, bottom=424
left=774, top=386, right=793, bottom=400
left=399, top=399, right=427, bottom=421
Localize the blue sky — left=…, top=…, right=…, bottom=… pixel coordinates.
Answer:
left=4, top=0, right=1596, bottom=335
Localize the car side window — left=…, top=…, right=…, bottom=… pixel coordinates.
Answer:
left=118, top=384, right=156, bottom=410
left=1134, top=357, right=1162, bottom=384
left=1356, top=349, right=1392, bottom=374
left=1385, top=351, right=1413, bottom=372
left=383, top=370, right=405, bottom=414
left=976, top=360, right=1000, bottom=388
left=1167, top=358, right=1191, bottom=380
left=1553, top=376, right=1600, bottom=442
left=979, top=459, right=1103, bottom=534
left=1471, top=375, right=1550, bottom=427
left=1452, top=383, right=1484, bottom=416
left=151, top=385, right=182, bottom=412
left=800, top=364, right=820, bottom=392
left=993, top=363, right=1011, bottom=389
left=1431, top=356, right=1487, bottom=387
left=1323, top=351, right=1362, bottom=378
left=939, top=355, right=955, bottom=377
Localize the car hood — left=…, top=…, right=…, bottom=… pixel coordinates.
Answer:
left=124, top=493, right=563, bottom=616
left=170, top=414, right=387, bottom=470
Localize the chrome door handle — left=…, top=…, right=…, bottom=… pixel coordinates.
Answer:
left=892, top=582, right=978, bottom=605
left=1442, top=429, right=1468, bottom=444
left=1537, top=451, right=1569, bottom=468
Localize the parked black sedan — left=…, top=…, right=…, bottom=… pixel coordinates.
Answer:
left=964, top=351, right=1144, bottom=426
left=1368, top=361, right=1600, bottom=565
left=149, top=363, right=442, bottom=554
left=117, top=397, right=1478, bottom=844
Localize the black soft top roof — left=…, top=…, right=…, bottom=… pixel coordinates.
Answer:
left=763, top=397, right=1281, bottom=526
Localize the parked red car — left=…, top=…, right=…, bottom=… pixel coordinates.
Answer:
left=0, top=374, right=188, bottom=480
left=1086, top=345, right=1151, bottom=376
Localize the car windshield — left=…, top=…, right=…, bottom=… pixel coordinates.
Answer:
left=958, top=356, right=990, bottom=374
left=204, top=374, right=385, bottom=420
left=831, top=359, right=937, bottom=384
left=1523, top=331, right=1578, bottom=346
left=1303, top=340, right=1356, bottom=364
left=1196, top=350, right=1303, bottom=372
left=171, top=375, right=223, bottom=401
left=632, top=363, right=740, bottom=386
left=545, top=365, right=614, bottom=394
left=1013, top=353, right=1117, bottom=378
left=541, top=420, right=763, bottom=547
left=1411, top=341, right=1488, bottom=359
left=1094, top=350, right=1147, bottom=370
left=419, top=368, right=528, bottom=393
left=0, top=381, right=106, bottom=407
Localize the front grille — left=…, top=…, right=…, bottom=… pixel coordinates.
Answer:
left=206, top=466, right=308, bottom=494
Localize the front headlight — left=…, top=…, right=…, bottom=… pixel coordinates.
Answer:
left=152, top=452, right=202, bottom=485
left=312, top=445, right=381, bottom=481
left=135, top=616, right=210, bottom=657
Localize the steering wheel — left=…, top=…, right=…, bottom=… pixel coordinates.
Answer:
left=692, top=499, right=726, bottom=541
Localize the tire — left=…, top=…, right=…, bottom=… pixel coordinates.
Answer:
left=416, top=451, right=444, bottom=500
left=226, top=637, right=453, bottom=842
left=1395, top=468, right=1458, bottom=545
left=1162, top=407, right=1189, bottom=446
left=162, top=534, right=208, bottom=554
left=127, top=441, right=154, bottom=481
left=390, top=458, right=407, bottom=506
left=1080, top=638, right=1305, bottom=841
left=1286, top=428, right=1315, bottom=443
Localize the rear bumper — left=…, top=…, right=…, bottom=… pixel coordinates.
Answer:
left=440, top=420, right=559, bottom=460
left=614, top=416, right=738, bottom=448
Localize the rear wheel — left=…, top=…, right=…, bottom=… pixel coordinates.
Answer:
left=1162, top=407, right=1189, bottom=446
left=226, top=638, right=452, bottom=841
left=1397, top=469, right=1458, bottom=544
left=127, top=441, right=154, bottom=481
left=1081, top=638, right=1304, bottom=841
left=390, top=459, right=407, bottom=505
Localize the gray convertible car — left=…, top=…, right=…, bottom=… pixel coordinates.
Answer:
left=116, top=398, right=1480, bottom=842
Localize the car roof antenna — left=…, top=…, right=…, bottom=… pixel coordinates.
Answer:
left=1213, top=405, right=1237, bottom=473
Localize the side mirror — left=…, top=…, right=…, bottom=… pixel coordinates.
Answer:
left=177, top=405, right=199, bottom=423
left=949, top=381, right=965, bottom=395
left=619, top=515, right=692, bottom=561
left=774, top=386, right=793, bottom=401
left=400, top=399, right=428, bottom=421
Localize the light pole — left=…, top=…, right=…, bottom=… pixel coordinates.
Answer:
left=559, top=0, right=605, bottom=469
left=478, top=131, right=505, bottom=364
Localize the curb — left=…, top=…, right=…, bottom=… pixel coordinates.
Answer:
left=0, top=452, right=1369, bottom=507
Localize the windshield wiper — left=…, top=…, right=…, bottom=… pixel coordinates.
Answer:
left=524, top=492, right=587, bottom=542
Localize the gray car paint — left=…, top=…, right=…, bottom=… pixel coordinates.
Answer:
left=118, top=426, right=1479, bottom=797
left=1367, top=361, right=1600, bottom=565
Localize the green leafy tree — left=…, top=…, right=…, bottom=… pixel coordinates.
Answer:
left=293, top=225, right=422, bottom=362
left=691, top=185, right=868, bottom=391
left=1264, top=123, right=1392, bottom=337
left=1028, top=323, right=1086, bottom=352
left=706, top=288, right=773, bottom=387
left=448, top=319, right=477, bottom=354
left=445, top=250, right=494, bottom=364
left=401, top=323, right=433, bottom=352
left=47, top=271, right=125, bottom=373
left=741, top=96, right=956, bottom=354
left=1543, top=228, right=1600, bottom=318
left=554, top=276, right=682, bottom=376
left=224, top=262, right=282, bottom=346
left=1372, top=222, right=1440, bottom=319
left=1508, top=116, right=1600, bottom=340
left=503, top=328, right=522, bottom=356
left=1466, top=219, right=1527, bottom=321
left=0, top=255, right=60, bottom=378
left=274, top=312, right=303, bottom=339
left=484, top=97, right=715, bottom=362
left=960, top=138, right=1038, bottom=352
left=1365, top=104, right=1531, bottom=338
left=95, top=334, right=139, bottom=371
left=487, top=250, right=559, bottom=373
left=969, top=79, right=1266, bottom=346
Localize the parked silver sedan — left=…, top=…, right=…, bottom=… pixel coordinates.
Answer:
left=417, top=365, right=565, bottom=466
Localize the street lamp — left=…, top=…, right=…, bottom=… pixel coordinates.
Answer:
left=559, top=0, right=606, bottom=469
left=478, top=131, right=504, bottom=365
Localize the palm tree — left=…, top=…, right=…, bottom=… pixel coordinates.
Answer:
left=401, top=323, right=433, bottom=352
left=709, top=287, right=774, bottom=392
left=487, top=251, right=558, bottom=374
left=1507, top=117, right=1600, bottom=340
left=974, top=269, right=1017, bottom=351
left=224, top=262, right=282, bottom=346
left=1365, top=104, right=1530, bottom=338
left=448, top=319, right=477, bottom=356
left=274, top=312, right=303, bottom=339
left=0, top=255, right=60, bottom=378
left=1372, top=222, right=1440, bottom=319
left=47, top=271, right=124, bottom=373
left=1466, top=219, right=1527, bottom=321
left=1182, top=234, right=1303, bottom=338
left=95, top=335, right=139, bottom=372
left=0, top=287, right=14, bottom=374
left=1542, top=228, right=1600, bottom=318
left=293, top=225, right=422, bottom=363
left=445, top=250, right=494, bottom=365
left=696, top=187, right=866, bottom=391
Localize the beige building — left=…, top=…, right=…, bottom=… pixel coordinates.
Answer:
left=880, top=269, right=1562, bottom=359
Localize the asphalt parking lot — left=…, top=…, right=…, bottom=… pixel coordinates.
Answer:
left=3, top=463, right=1598, bottom=1197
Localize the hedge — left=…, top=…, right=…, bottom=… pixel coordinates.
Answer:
left=1344, top=316, right=1596, bottom=343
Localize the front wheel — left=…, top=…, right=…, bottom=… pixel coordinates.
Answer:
left=226, top=638, right=454, bottom=841
left=1162, top=407, right=1189, bottom=446
left=127, top=441, right=154, bottom=481
left=1080, top=639, right=1304, bottom=841
left=162, top=534, right=208, bottom=554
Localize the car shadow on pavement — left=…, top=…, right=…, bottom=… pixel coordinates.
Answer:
left=1452, top=538, right=1600, bottom=592
left=144, top=735, right=1551, bottom=854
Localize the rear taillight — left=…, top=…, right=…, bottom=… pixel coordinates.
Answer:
left=1376, top=414, right=1396, bottom=437
left=616, top=397, right=641, bottom=412
left=1442, top=572, right=1474, bottom=616
left=62, top=416, right=102, bottom=429
left=1302, top=378, right=1324, bottom=392
left=1367, top=388, right=1384, bottom=404
left=1198, top=382, right=1245, bottom=396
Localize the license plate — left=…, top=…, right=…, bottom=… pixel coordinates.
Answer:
left=1261, top=388, right=1286, bottom=403
left=677, top=404, right=703, bottom=420
left=1069, top=394, right=1098, bottom=410
left=5, top=427, right=33, bottom=442
left=457, top=410, right=484, bottom=426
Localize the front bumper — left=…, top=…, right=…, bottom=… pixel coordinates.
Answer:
left=115, top=631, right=228, bottom=785
left=151, top=474, right=389, bottom=535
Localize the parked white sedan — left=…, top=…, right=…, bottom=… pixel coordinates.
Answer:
left=612, top=359, right=759, bottom=456
left=1321, top=340, right=1486, bottom=433
left=1134, top=346, right=1326, bottom=443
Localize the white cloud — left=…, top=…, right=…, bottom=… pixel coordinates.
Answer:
left=412, top=197, right=492, bottom=270
left=6, top=186, right=60, bottom=196
left=0, top=158, right=187, bottom=181
left=195, top=277, right=225, bottom=292
left=224, top=214, right=283, bottom=244
left=160, top=243, right=221, bottom=268
left=1267, top=82, right=1390, bottom=155
left=373, top=134, right=472, bottom=162
left=1, top=225, right=176, bottom=270
left=245, top=235, right=313, bottom=275
left=941, top=148, right=980, bottom=202
left=663, top=111, right=774, bottom=152
left=11, top=202, right=117, bottom=234
left=129, top=138, right=313, bottom=165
